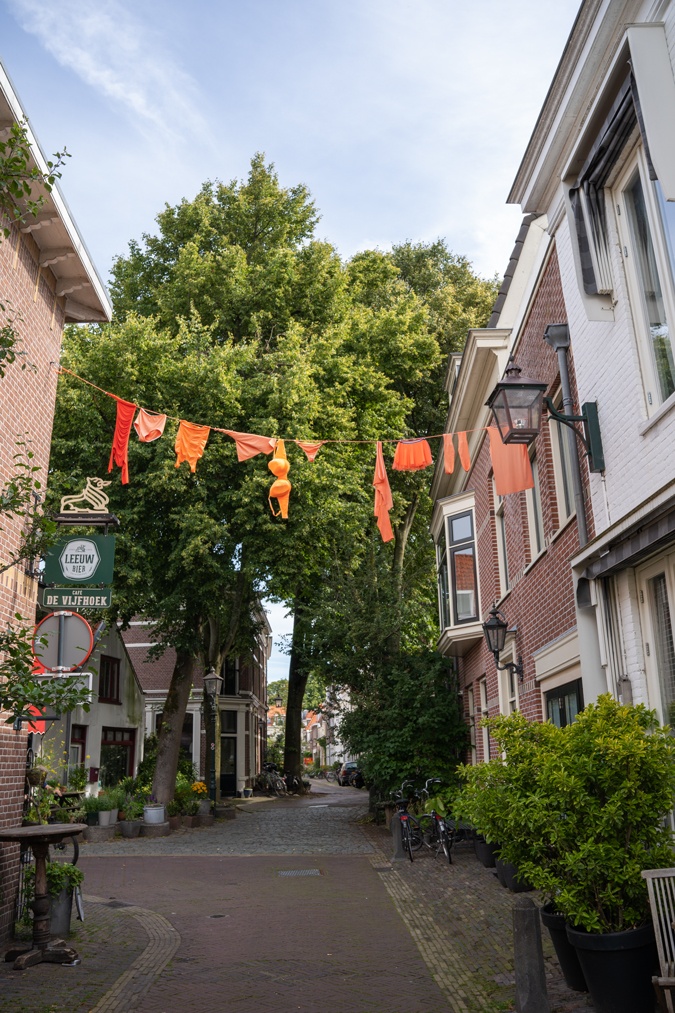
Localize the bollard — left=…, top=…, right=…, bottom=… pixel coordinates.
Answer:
left=390, top=813, right=407, bottom=862
left=513, top=896, right=550, bottom=1013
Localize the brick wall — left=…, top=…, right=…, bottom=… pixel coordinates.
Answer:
left=458, top=248, right=589, bottom=757
left=0, top=217, right=66, bottom=941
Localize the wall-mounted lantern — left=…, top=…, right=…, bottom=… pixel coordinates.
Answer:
left=482, top=604, right=524, bottom=682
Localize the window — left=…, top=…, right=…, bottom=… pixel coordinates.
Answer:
left=549, top=390, right=576, bottom=525
left=526, top=455, right=545, bottom=558
left=467, top=685, right=477, bottom=765
left=98, top=655, right=120, bottom=703
left=437, top=541, right=451, bottom=630
left=447, top=512, right=478, bottom=624
left=493, top=479, right=509, bottom=596
left=637, top=554, right=675, bottom=727
left=69, top=724, right=87, bottom=769
left=617, top=159, right=675, bottom=408
left=100, top=727, right=135, bottom=785
left=502, top=665, right=519, bottom=715
left=479, top=678, right=490, bottom=761
left=545, top=679, right=584, bottom=728
left=222, top=656, right=238, bottom=695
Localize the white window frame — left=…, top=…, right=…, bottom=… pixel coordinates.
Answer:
left=636, top=552, right=675, bottom=727
left=467, top=685, right=477, bottom=765
left=493, top=478, right=509, bottom=598
left=548, top=387, right=576, bottom=527
left=478, top=677, right=490, bottom=761
left=526, top=454, right=545, bottom=560
left=498, top=644, right=519, bottom=715
left=434, top=492, right=480, bottom=631
left=614, top=147, right=675, bottom=415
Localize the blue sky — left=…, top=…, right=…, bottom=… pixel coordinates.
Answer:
left=0, top=0, right=581, bottom=678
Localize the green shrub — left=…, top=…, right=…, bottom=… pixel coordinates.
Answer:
left=67, top=765, right=88, bottom=792
left=455, top=696, right=675, bottom=933
left=24, top=862, right=84, bottom=899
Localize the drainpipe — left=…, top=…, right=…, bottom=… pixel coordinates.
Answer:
left=543, top=324, right=588, bottom=547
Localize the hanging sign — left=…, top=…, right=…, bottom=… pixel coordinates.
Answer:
left=43, top=535, right=115, bottom=586
left=41, top=588, right=112, bottom=609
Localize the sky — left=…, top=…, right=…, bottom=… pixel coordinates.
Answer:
left=0, top=0, right=582, bottom=679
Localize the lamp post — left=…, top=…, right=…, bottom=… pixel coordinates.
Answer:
left=482, top=604, right=524, bottom=682
left=203, top=666, right=223, bottom=806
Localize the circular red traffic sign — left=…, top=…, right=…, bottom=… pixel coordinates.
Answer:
left=32, top=612, right=94, bottom=672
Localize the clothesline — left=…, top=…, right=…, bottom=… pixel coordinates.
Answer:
left=54, top=364, right=537, bottom=539
left=55, top=366, right=494, bottom=444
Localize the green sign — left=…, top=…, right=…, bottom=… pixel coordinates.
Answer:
left=41, top=587, right=112, bottom=609
left=44, top=535, right=115, bottom=586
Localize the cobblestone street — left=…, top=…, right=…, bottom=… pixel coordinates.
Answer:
left=0, top=783, right=593, bottom=1012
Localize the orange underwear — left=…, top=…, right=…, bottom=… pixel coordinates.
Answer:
left=295, top=440, right=326, bottom=462
left=134, top=408, right=167, bottom=443
left=221, top=430, right=276, bottom=461
left=392, top=438, right=433, bottom=471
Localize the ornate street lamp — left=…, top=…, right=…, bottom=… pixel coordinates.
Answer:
left=482, top=605, right=524, bottom=682
left=203, top=666, right=223, bottom=805
left=485, top=362, right=547, bottom=445
left=274, top=696, right=283, bottom=708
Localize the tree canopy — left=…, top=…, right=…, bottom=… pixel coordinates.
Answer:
left=49, top=154, right=498, bottom=794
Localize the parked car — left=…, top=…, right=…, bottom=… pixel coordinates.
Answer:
left=337, top=761, right=359, bottom=786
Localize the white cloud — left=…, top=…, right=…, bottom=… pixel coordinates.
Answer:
left=7, top=0, right=207, bottom=143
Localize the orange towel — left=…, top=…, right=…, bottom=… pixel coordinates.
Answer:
left=457, top=432, right=471, bottom=472
left=488, top=427, right=534, bottom=496
left=108, top=396, right=137, bottom=485
left=373, top=441, right=394, bottom=543
left=392, top=438, right=433, bottom=471
left=222, top=430, right=276, bottom=461
left=295, top=440, right=326, bottom=462
left=175, top=420, right=210, bottom=473
left=268, top=439, right=291, bottom=518
left=443, top=434, right=455, bottom=474
left=134, top=407, right=167, bottom=443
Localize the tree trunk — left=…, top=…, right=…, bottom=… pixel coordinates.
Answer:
left=283, top=607, right=308, bottom=783
left=151, top=649, right=195, bottom=804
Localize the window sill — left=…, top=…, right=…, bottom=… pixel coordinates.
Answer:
left=547, top=513, right=577, bottom=547
left=524, top=546, right=548, bottom=576
left=98, top=698, right=121, bottom=705
left=638, top=389, right=675, bottom=436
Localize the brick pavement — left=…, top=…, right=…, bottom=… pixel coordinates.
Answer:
left=0, top=783, right=595, bottom=1012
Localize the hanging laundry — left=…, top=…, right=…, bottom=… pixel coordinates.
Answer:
left=221, top=430, right=277, bottom=462
left=457, top=431, right=471, bottom=472
left=134, top=407, right=167, bottom=443
left=268, top=439, right=292, bottom=518
left=295, top=440, right=326, bottom=462
left=373, top=441, right=394, bottom=543
left=175, top=420, right=210, bottom=473
left=392, top=438, right=433, bottom=471
left=108, top=396, right=137, bottom=484
left=443, top=433, right=455, bottom=474
left=488, top=427, right=534, bottom=496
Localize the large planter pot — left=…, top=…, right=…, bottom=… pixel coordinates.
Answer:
left=98, top=809, right=112, bottom=827
left=143, top=804, right=166, bottom=824
left=85, top=812, right=98, bottom=827
left=119, top=819, right=142, bottom=839
left=168, top=815, right=182, bottom=831
left=198, top=799, right=211, bottom=816
left=474, top=837, right=499, bottom=868
left=182, top=815, right=200, bottom=828
left=540, top=903, right=588, bottom=993
left=495, top=858, right=533, bottom=893
left=566, top=921, right=658, bottom=1013
left=49, top=888, right=73, bottom=937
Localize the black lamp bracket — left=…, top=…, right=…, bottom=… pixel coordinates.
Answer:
left=543, top=397, right=605, bottom=473
left=493, top=655, right=525, bottom=683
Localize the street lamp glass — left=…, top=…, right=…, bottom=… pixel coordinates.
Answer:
left=203, top=668, right=223, bottom=700
left=482, top=606, right=508, bottom=656
left=485, top=364, right=547, bottom=445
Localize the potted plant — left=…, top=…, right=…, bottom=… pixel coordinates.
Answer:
left=81, top=793, right=102, bottom=826
left=182, top=799, right=200, bottom=828
left=191, top=780, right=210, bottom=816
left=119, top=797, right=144, bottom=838
left=23, top=862, right=84, bottom=938
left=458, top=698, right=675, bottom=1012
left=166, top=800, right=182, bottom=831
left=67, top=764, right=88, bottom=793
left=143, top=795, right=166, bottom=824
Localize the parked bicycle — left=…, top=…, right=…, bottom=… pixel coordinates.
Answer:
left=390, top=781, right=423, bottom=862
left=415, top=778, right=453, bottom=864
left=256, top=763, right=287, bottom=797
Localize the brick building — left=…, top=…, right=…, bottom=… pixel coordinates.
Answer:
left=434, top=0, right=675, bottom=753
left=0, top=61, right=110, bottom=941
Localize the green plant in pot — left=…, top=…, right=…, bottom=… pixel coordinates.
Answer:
left=458, top=698, right=675, bottom=1013
left=81, top=794, right=102, bottom=826
left=23, top=862, right=84, bottom=937
left=67, top=765, right=88, bottom=793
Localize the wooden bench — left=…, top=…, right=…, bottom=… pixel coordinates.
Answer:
left=642, top=867, right=675, bottom=1012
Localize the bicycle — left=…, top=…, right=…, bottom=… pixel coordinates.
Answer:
left=256, top=763, right=287, bottom=797
left=390, top=782, right=423, bottom=862
left=415, top=779, right=454, bottom=864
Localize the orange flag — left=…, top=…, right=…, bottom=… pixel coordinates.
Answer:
left=175, top=421, right=210, bottom=473
left=457, top=431, right=471, bottom=472
left=443, top=433, right=455, bottom=474
left=488, top=428, right=534, bottom=496
left=373, top=441, right=394, bottom=543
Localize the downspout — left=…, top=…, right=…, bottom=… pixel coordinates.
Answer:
left=543, top=325, right=589, bottom=547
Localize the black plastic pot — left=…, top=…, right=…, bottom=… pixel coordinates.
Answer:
left=474, top=837, right=498, bottom=868
left=540, top=903, right=587, bottom=992
left=566, top=921, right=658, bottom=1013
left=495, top=857, right=533, bottom=893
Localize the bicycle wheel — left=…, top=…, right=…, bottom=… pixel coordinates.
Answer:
left=325, top=770, right=337, bottom=782
left=49, top=834, right=79, bottom=866
left=440, top=826, right=453, bottom=864
left=74, top=884, right=84, bottom=922
left=272, top=776, right=287, bottom=797
left=407, top=814, right=424, bottom=852
left=415, top=814, right=436, bottom=851
left=401, top=819, right=414, bottom=862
